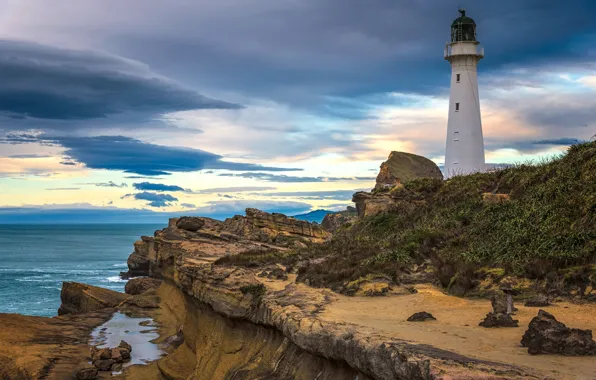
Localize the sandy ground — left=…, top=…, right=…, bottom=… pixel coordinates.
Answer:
left=318, top=284, right=596, bottom=380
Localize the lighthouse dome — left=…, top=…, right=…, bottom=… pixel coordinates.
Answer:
left=451, top=9, right=477, bottom=43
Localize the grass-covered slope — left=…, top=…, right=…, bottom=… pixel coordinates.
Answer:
left=293, top=142, right=595, bottom=295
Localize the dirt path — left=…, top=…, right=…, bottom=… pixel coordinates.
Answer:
left=319, top=284, right=596, bottom=380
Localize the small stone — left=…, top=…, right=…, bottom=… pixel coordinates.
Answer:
left=111, top=362, right=123, bottom=372
left=76, top=366, right=99, bottom=380
left=91, top=347, right=111, bottom=361
left=118, top=340, right=132, bottom=353
left=110, top=348, right=123, bottom=363
left=93, top=359, right=115, bottom=371
left=479, top=312, right=519, bottom=328
left=407, top=312, right=437, bottom=322
left=139, top=320, right=153, bottom=326
left=524, top=295, right=550, bottom=307
left=118, top=348, right=131, bottom=361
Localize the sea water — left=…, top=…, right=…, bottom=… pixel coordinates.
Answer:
left=0, top=224, right=161, bottom=317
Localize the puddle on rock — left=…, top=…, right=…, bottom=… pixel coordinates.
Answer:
left=90, top=311, right=164, bottom=369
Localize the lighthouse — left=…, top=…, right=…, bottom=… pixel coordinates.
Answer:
left=444, top=9, right=485, bottom=178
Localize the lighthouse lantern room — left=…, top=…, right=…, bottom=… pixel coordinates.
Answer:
left=444, top=9, right=486, bottom=178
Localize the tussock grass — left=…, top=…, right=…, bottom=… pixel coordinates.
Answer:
left=294, top=142, right=596, bottom=293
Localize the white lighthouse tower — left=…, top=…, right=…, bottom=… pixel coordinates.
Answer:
left=444, top=9, right=485, bottom=178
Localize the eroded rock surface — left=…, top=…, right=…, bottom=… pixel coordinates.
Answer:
left=375, top=151, right=443, bottom=190
left=407, top=312, right=437, bottom=322
left=521, top=310, right=596, bottom=355
left=58, top=282, right=129, bottom=315
left=479, top=312, right=519, bottom=328
left=125, top=277, right=163, bottom=295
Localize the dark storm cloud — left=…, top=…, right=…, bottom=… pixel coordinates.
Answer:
left=1, top=134, right=302, bottom=175
left=0, top=40, right=240, bottom=121
left=218, top=172, right=375, bottom=183
left=122, top=192, right=178, bottom=207
left=106, top=0, right=596, bottom=109
left=486, top=137, right=585, bottom=153
left=133, top=182, right=187, bottom=192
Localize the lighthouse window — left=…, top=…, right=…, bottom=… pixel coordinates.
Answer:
left=456, top=74, right=461, bottom=82
left=453, top=131, right=459, bottom=141
left=455, top=102, right=460, bottom=111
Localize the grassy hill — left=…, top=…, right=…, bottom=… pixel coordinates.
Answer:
left=292, top=142, right=595, bottom=296
left=217, top=142, right=595, bottom=299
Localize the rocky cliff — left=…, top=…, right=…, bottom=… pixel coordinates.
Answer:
left=353, top=151, right=443, bottom=218
left=117, top=208, right=558, bottom=380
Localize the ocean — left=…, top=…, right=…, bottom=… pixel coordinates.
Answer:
left=0, top=224, right=161, bottom=317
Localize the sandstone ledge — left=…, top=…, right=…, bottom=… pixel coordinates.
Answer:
left=127, top=213, right=544, bottom=379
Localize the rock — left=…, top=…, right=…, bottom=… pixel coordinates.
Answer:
left=161, top=326, right=185, bottom=350
left=524, top=295, right=550, bottom=307
left=521, top=310, right=596, bottom=355
left=110, top=348, right=123, bottom=362
left=407, top=312, right=437, bottom=322
left=482, top=193, right=511, bottom=204
left=322, top=211, right=357, bottom=233
left=176, top=216, right=205, bottom=232
left=90, top=347, right=111, bottom=361
left=111, top=363, right=123, bottom=372
left=93, top=359, right=115, bottom=371
left=119, top=348, right=131, bottom=361
left=124, top=277, right=162, bottom=295
left=125, top=294, right=160, bottom=308
left=118, top=340, right=132, bottom=353
left=58, top=282, right=129, bottom=315
left=491, top=294, right=508, bottom=314
left=76, top=366, right=99, bottom=380
left=375, top=151, right=443, bottom=190
left=267, top=267, right=288, bottom=281
left=479, top=312, right=519, bottom=328
left=352, top=191, right=397, bottom=218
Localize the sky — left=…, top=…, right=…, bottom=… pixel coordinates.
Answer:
left=1, top=0, right=595, bottom=222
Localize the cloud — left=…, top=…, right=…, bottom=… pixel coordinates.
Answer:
left=133, top=182, right=187, bottom=192
left=0, top=40, right=239, bottom=121
left=218, top=172, right=375, bottom=183
left=180, top=203, right=196, bottom=209
left=2, top=134, right=302, bottom=175
left=45, top=187, right=81, bottom=191
left=8, top=154, right=51, bottom=158
left=122, top=191, right=178, bottom=207
left=89, top=181, right=128, bottom=188
left=0, top=201, right=312, bottom=223
left=194, top=186, right=277, bottom=194
left=262, top=189, right=366, bottom=200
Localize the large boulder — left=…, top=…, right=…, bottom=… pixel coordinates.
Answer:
left=375, top=151, right=443, bottom=190
left=58, top=282, right=129, bottom=315
left=479, top=312, right=519, bottom=328
left=521, top=310, right=596, bottom=355
left=176, top=217, right=205, bottom=232
left=125, top=277, right=162, bottom=295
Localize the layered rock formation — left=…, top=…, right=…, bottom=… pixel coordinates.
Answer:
left=121, top=210, right=547, bottom=380
left=353, top=151, right=443, bottom=218
left=58, top=282, right=129, bottom=315
left=375, top=151, right=443, bottom=190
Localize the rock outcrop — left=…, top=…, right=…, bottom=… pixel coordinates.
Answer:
left=375, top=151, right=443, bottom=190
left=58, top=282, right=129, bottom=315
left=321, top=206, right=357, bottom=233
left=479, top=312, right=519, bottom=328
left=122, top=214, right=542, bottom=380
left=521, top=310, right=596, bottom=355
left=353, top=152, right=442, bottom=218
left=125, top=277, right=162, bottom=295
left=407, top=312, right=437, bottom=322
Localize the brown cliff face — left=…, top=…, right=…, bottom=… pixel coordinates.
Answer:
left=123, top=214, right=544, bottom=380
left=58, top=282, right=129, bottom=315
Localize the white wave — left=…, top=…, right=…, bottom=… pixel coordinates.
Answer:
left=102, top=276, right=127, bottom=283
left=112, top=263, right=128, bottom=268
